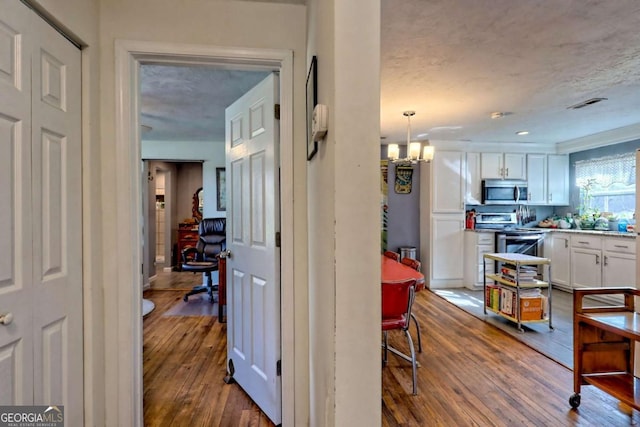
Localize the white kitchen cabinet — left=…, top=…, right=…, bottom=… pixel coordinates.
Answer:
left=526, top=154, right=569, bottom=206
left=602, top=251, right=635, bottom=288
left=571, top=234, right=603, bottom=289
left=481, top=152, right=526, bottom=180
left=526, top=154, right=547, bottom=205
left=432, top=150, right=465, bottom=213
left=569, top=234, right=635, bottom=302
left=603, top=237, right=636, bottom=288
left=430, top=214, right=465, bottom=286
left=465, top=152, right=482, bottom=204
left=464, top=231, right=495, bottom=289
left=547, top=154, right=570, bottom=205
left=547, top=232, right=571, bottom=290
left=571, top=247, right=603, bottom=288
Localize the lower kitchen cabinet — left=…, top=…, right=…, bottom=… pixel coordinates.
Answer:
left=547, top=232, right=571, bottom=290
left=571, top=234, right=604, bottom=289
left=571, top=247, right=602, bottom=288
left=430, top=214, right=465, bottom=286
left=602, top=237, right=635, bottom=288
left=464, top=231, right=495, bottom=289
left=569, top=233, right=636, bottom=303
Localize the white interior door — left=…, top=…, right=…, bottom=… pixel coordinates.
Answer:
left=0, top=0, right=34, bottom=405
left=225, top=73, right=281, bottom=424
left=0, top=1, right=83, bottom=422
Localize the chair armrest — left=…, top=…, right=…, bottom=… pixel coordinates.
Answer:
left=181, top=247, right=200, bottom=263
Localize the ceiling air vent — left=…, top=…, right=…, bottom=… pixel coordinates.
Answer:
left=567, top=98, right=608, bottom=110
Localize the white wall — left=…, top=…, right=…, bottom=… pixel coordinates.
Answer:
left=99, top=1, right=308, bottom=425
left=307, top=1, right=382, bottom=426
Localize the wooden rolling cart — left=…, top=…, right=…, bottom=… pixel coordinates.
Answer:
left=570, top=287, right=640, bottom=410
left=483, top=252, right=553, bottom=332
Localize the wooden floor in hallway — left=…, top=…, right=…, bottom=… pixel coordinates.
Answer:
left=143, top=270, right=640, bottom=426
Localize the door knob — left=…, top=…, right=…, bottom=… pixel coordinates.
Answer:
left=0, top=312, right=14, bottom=325
left=219, top=250, right=232, bottom=259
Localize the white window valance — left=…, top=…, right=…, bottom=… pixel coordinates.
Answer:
left=575, top=153, right=636, bottom=190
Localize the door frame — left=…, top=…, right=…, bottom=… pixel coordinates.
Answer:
left=115, top=40, right=294, bottom=426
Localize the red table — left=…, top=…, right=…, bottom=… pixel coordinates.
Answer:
left=381, top=255, right=425, bottom=286
left=381, top=254, right=425, bottom=365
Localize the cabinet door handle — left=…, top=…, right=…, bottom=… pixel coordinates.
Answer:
left=505, top=168, right=509, bottom=177
left=604, top=255, right=608, bottom=266
left=614, top=244, right=629, bottom=249
left=595, top=254, right=600, bottom=264
left=578, top=241, right=590, bottom=245
left=549, top=193, right=553, bottom=202
left=564, top=239, right=568, bottom=248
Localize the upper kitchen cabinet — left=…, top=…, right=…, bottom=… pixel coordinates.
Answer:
left=526, top=154, right=547, bottom=205
left=432, top=150, right=465, bottom=213
left=481, top=153, right=526, bottom=180
left=465, top=152, right=482, bottom=205
left=547, top=154, right=569, bottom=205
left=526, top=153, right=569, bottom=206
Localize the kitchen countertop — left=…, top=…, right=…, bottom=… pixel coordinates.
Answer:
left=465, top=228, right=636, bottom=238
left=535, top=228, right=636, bottom=238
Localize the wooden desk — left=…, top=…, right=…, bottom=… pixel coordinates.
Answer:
left=176, top=224, right=199, bottom=270
left=381, top=255, right=425, bottom=286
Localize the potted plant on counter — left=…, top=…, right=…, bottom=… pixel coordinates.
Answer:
left=577, top=178, right=598, bottom=229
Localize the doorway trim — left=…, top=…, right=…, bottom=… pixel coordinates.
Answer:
left=115, top=40, right=294, bottom=426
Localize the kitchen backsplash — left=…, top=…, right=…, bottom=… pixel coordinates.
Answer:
left=465, top=204, right=556, bottom=227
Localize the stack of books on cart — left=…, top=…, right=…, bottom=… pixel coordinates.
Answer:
left=500, top=287, right=548, bottom=321
left=500, top=264, right=539, bottom=284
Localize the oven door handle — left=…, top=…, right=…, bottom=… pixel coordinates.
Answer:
left=514, top=185, right=520, bottom=203
left=502, top=235, right=543, bottom=241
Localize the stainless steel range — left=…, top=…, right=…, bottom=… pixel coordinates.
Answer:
left=475, top=212, right=545, bottom=272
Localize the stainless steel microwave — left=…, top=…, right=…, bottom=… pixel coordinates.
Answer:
left=481, top=179, right=527, bottom=205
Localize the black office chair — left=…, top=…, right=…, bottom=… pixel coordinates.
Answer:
left=181, top=218, right=226, bottom=303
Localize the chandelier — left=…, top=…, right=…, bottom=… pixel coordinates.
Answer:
left=387, top=111, right=434, bottom=164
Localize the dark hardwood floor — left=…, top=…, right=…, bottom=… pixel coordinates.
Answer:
left=143, top=270, right=640, bottom=426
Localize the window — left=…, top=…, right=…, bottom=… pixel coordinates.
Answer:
left=575, top=153, right=636, bottom=218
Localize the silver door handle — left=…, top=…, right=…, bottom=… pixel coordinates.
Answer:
left=604, top=255, right=608, bottom=266
left=595, top=255, right=600, bottom=264
left=219, top=250, right=232, bottom=259
left=0, top=312, right=13, bottom=325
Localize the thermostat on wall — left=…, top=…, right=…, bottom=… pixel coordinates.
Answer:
left=312, top=104, right=328, bottom=141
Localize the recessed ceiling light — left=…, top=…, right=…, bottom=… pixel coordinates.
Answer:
left=516, top=131, right=529, bottom=136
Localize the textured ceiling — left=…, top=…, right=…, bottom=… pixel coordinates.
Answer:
left=381, top=0, right=640, bottom=145
left=140, top=65, right=269, bottom=141
left=141, top=0, right=640, bottom=147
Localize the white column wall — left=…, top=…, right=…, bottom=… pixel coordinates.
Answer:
left=307, top=0, right=382, bottom=426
